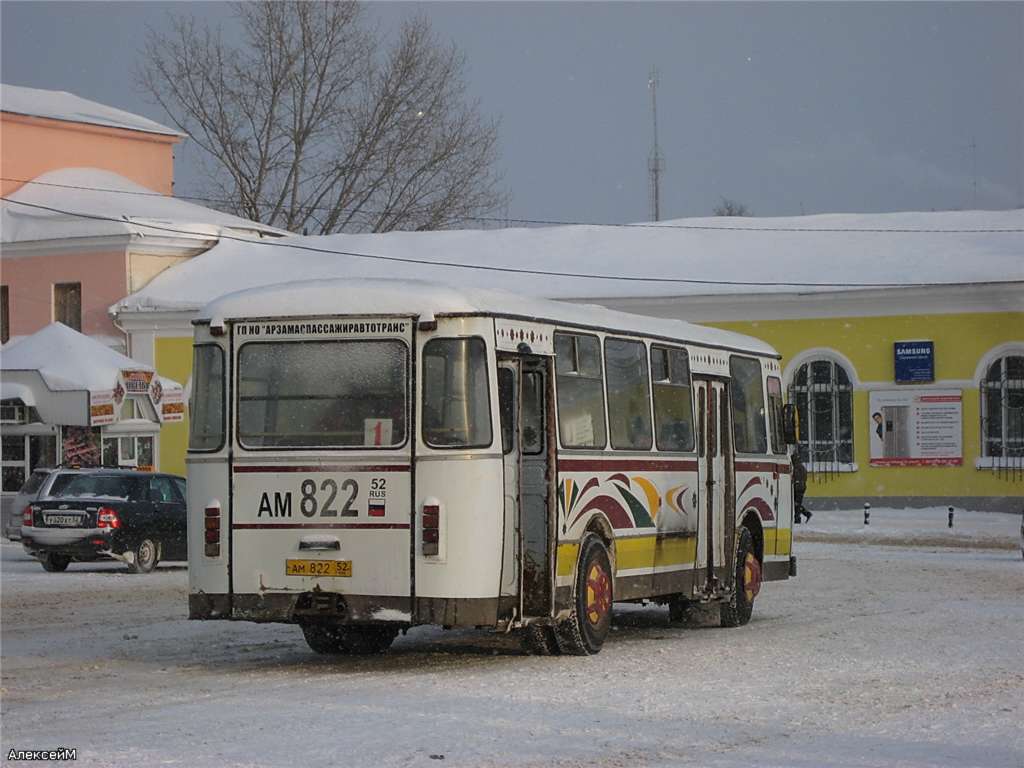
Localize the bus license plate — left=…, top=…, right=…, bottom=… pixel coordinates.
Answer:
left=285, top=559, right=352, bottom=577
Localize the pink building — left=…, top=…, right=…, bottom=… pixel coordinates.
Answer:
left=0, top=84, right=283, bottom=348
left=0, top=84, right=285, bottom=511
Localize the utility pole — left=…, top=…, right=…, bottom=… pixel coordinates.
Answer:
left=648, top=68, right=665, bottom=222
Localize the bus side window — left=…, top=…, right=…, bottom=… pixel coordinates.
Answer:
left=498, top=368, right=515, bottom=455
left=651, top=345, right=695, bottom=452
left=697, top=387, right=706, bottom=458
left=729, top=356, right=768, bottom=454
left=766, top=376, right=785, bottom=454
left=604, top=338, right=652, bottom=451
left=554, top=333, right=607, bottom=449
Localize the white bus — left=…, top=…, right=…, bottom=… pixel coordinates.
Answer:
left=187, top=279, right=798, bottom=655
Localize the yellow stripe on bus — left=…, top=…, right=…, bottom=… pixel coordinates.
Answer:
left=764, top=527, right=793, bottom=556
left=556, top=543, right=580, bottom=577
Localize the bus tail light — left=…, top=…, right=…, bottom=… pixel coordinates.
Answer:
left=422, top=503, right=440, bottom=557
left=97, top=507, right=121, bottom=529
left=204, top=505, right=221, bottom=557
left=22, top=506, right=33, bottom=527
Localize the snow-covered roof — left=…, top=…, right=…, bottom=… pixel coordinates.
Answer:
left=1, top=168, right=289, bottom=243
left=115, top=208, right=1024, bottom=312
left=0, top=83, right=183, bottom=137
left=199, top=278, right=777, bottom=356
left=0, top=323, right=159, bottom=392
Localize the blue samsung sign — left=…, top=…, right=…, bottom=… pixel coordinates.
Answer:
left=894, top=340, right=934, bottom=383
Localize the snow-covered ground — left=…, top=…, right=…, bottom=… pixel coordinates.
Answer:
left=2, top=511, right=1022, bottom=768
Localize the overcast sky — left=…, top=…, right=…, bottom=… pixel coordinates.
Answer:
left=2, top=1, right=1022, bottom=225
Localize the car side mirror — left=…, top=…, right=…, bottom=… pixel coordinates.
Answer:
left=782, top=404, right=800, bottom=445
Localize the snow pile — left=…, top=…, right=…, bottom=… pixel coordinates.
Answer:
left=1, top=82, right=182, bottom=136
left=2, top=168, right=288, bottom=243
left=1, top=322, right=176, bottom=393
left=114, top=207, right=1024, bottom=312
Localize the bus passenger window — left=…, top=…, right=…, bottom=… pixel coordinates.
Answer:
left=651, top=346, right=695, bottom=452
left=604, top=338, right=652, bottom=451
left=729, top=356, right=768, bottom=454
left=554, top=333, right=607, bottom=448
left=190, top=345, right=224, bottom=451
left=422, top=338, right=493, bottom=448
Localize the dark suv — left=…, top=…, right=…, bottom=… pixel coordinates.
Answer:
left=21, top=470, right=187, bottom=573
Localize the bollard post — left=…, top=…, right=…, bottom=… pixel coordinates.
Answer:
left=864, top=502, right=870, bottom=526
left=948, top=506, right=954, bottom=528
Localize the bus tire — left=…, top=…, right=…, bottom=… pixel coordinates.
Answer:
left=721, top=527, right=759, bottom=628
left=301, top=622, right=397, bottom=655
left=522, top=624, right=560, bottom=656
left=41, top=553, right=71, bottom=572
left=554, top=534, right=613, bottom=656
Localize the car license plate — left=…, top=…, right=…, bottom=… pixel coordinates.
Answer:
left=44, top=514, right=83, bottom=527
left=285, top=559, right=352, bottom=577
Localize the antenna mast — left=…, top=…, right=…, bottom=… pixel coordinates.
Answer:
left=648, top=67, right=664, bottom=222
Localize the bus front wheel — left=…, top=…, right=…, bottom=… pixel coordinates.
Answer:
left=300, top=622, right=397, bottom=655
left=555, top=534, right=613, bottom=655
left=721, top=527, right=759, bottom=628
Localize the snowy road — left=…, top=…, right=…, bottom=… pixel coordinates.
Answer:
left=2, top=512, right=1022, bottom=768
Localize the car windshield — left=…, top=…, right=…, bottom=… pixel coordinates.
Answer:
left=59, top=475, right=137, bottom=500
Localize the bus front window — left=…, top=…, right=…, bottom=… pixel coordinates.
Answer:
left=422, top=338, right=492, bottom=448
left=238, top=340, right=408, bottom=449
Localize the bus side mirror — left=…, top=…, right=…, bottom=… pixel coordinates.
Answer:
left=782, top=404, right=799, bottom=445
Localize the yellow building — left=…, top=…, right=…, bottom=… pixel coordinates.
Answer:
left=112, top=209, right=1023, bottom=511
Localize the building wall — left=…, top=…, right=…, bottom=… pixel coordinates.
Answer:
left=154, top=336, right=193, bottom=477
left=1, top=250, right=128, bottom=340
left=709, top=311, right=1023, bottom=510
left=0, top=113, right=176, bottom=195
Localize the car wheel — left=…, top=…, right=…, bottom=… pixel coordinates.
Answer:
left=721, top=527, right=759, bottom=628
left=132, top=538, right=160, bottom=574
left=40, top=553, right=71, bottom=572
left=300, top=623, right=398, bottom=655
left=554, top=533, right=613, bottom=656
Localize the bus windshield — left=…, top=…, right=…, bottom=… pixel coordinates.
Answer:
left=238, top=340, right=408, bottom=449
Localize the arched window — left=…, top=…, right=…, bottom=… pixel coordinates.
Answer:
left=981, top=354, right=1024, bottom=457
left=788, top=359, right=854, bottom=469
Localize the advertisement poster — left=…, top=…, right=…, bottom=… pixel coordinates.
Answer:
left=89, top=390, right=116, bottom=426
left=869, top=389, right=962, bottom=466
left=62, top=426, right=101, bottom=467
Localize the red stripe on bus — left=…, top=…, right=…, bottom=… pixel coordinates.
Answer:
left=558, top=459, right=699, bottom=472
left=232, top=522, right=410, bottom=530
left=233, top=465, right=411, bottom=474
left=735, top=461, right=791, bottom=474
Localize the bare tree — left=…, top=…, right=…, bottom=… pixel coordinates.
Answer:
left=138, top=1, right=507, bottom=234
left=713, top=197, right=751, bottom=217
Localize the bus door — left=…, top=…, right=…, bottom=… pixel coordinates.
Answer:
left=497, top=356, right=554, bottom=619
left=693, top=378, right=734, bottom=596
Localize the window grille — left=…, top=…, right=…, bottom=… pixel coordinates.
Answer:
left=788, top=359, right=854, bottom=475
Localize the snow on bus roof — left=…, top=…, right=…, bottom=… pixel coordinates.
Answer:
left=198, top=278, right=778, bottom=356
left=116, top=207, right=1024, bottom=314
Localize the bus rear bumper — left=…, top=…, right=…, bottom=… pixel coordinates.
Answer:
left=189, top=593, right=512, bottom=627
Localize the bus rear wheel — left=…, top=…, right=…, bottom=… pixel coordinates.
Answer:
left=555, top=534, right=613, bottom=655
left=301, top=622, right=398, bottom=655
left=721, top=527, right=759, bottom=628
